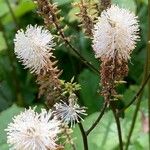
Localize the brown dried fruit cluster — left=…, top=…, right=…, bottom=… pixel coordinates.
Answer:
left=75, top=1, right=95, bottom=37
left=74, top=0, right=98, bottom=36
left=100, top=56, right=128, bottom=102
left=37, top=62, right=63, bottom=107
left=34, top=0, right=59, bottom=27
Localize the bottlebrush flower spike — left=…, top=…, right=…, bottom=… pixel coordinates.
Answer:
left=14, top=25, right=63, bottom=107
left=92, top=5, right=140, bottom=102
left=92, top=5, right=140, bottom=61
left=14, top=25, right=55, bottom=74
left=5, top=107, right=61, bottom=150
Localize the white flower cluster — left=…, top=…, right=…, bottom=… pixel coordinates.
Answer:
left=14, top=25, right=54, bottom=74
left=5, top=108, right=61, bottom=150
left=92, top=5, right=140, bottom=61
left=54, top=94, right=87, bottom=127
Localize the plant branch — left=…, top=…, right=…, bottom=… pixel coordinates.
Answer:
left=35, top=0, right=99, bottom=75
left=51, top=16, right=99, bottom=75
left=78, top=123, right=88, bottom=150
left=119, top=71, right=150, bottom=114
left=86, top=102, right=107, bottom=136
left=148, top=0, right=150, bottom=147
left=124, top=2, right=150, bottom=148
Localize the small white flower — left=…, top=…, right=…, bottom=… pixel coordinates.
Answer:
left=54, top=94, right=87, bottom=127
left=92, top=5, right=140, bottom=61
left=5, top=107, right=61, bottom=150
left=14, top=25, right=54, bottom=74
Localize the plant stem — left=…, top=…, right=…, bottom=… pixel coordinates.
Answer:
left=86, top=102, right=107, bottom=136
left=53, top=20, right=99, bottom=75
left=147, top=0, right=150, bottom=147
left=78, top=123, right=88, bottom=150
left=111, top=104, right=123, bottom=150
left=119, top=71, right=150, bottom=113
left=125, top=2, right=150, bottom=148
left=35, top=0, right=99, bottom=75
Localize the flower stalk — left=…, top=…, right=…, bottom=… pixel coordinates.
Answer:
left=92, top=4, right=140, bottom=150
left=14, top=25, right=63, bottom=107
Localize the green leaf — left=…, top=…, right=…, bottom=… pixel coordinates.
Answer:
left=0, top=32, right=7, bottom=51
left=78, top=69, right=103, bottom=114
left=67, top=7, right=79, bottom=23
left=69, top=106, right=148, bottom=150
left=53, top=0, right=73, bottom=6
left=0, top=143, right=9, bottom=150
left=3, top=0, right=36, bottom=24
left=0, top=1, right=9, bottom=17
left=0, top=104, right=24, bottom=149
left=123, top=85, right=139, bottom=105
left=112, top=0, right=137, bottom=12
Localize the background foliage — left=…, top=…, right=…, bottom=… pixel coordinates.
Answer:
left=0, top=0, right=149, bottom=149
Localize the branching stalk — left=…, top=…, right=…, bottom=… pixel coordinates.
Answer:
left=119, top=71, right=150, bottom=113
left=35, top=0, right=99, bottom=75
left=78, top=123, right=88, bottom=150
left=147, top=0, right=150, bottom=147
left=125, top=4, right=150, bottom=147
left=86, top=102, right=107, bottom=136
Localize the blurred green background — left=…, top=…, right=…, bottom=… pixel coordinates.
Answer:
left=0, top=0, right=149, bottom=149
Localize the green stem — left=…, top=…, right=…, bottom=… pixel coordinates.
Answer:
left=147, top=0, right=150, bottom=147
left=119, top=72, right=150, bottom=113
left=125, top=2, right=150, bottom=149
left=78, top=123, right=88, bottom=150
left=35, top=0, right=99, bottom=75
left=86, top=102, right=107, bottom=136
